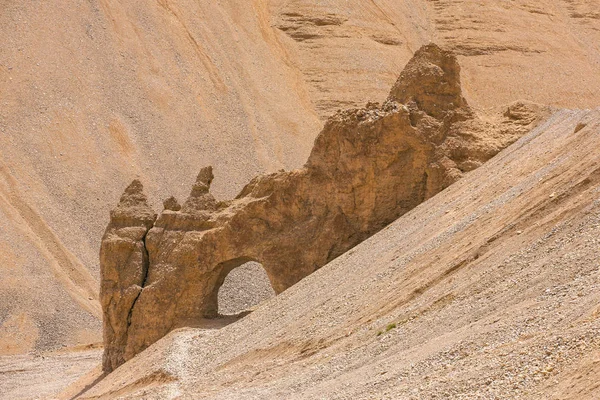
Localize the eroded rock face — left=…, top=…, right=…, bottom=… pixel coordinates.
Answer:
left=99, top=180, right=157, bottom=372
left=388, top=43, right=468, bottom=119
left=100, top=44, right=545, bottom=372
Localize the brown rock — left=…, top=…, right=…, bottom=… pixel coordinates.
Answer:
left=387, top=43, right=469, bottom=119
left=162, top=196, right=181, bottom=212
left=100, top=44, right=546, bottom=372
left=99, top=180, right=156, bottom=372
left=182, top=166, right=218, bottom=212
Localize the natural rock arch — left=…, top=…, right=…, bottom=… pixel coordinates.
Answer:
left=204, top=257, right=274, bottom=318
left=216, top=260, right=274, bottom=316
left=100, top=44, right=545, bottom=372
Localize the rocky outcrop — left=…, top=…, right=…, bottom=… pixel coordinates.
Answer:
left=387, top=43, right=468, bottom=119
left=100, top=44, right=545, bottom=372
left=99, top=180, right=157, bottom=372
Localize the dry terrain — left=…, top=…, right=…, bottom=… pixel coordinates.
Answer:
left=96, top=42, right=550, bottom=374
left=0, top=348, right=102, bottom=400
left=0, top=0, right=600, bottom=398
left=80, top=108, right=600, bottom=399
left=1, top=0, right=600, bottom=356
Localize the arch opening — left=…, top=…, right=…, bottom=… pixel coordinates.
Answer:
left=215, top=260, right=275, bottom=316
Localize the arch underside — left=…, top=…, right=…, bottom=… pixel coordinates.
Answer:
left=216, top=261, right=275, bottom=316
left=204, top=257, right=273, bottom=318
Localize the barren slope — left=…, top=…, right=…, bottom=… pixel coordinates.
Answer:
left=424, top=0, right=600, bottom=109
left=2, top=0, right=600, bottom=355
left=81, top=109, right=600, bottom=399
left=0, top=348, right=102, bottom=400
left=0, top=0, right=404, bottom=353
left=268, top=0, right=600, bottom=112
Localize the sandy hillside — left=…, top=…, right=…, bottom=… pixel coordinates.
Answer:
left=1, top=0, right=600, bottom=356
left=79, top=108, right=600, bottom=399
left=0, top=348, right=102, bottom=400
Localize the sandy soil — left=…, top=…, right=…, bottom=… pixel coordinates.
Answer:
left=0, top=348, right=101, bottom=400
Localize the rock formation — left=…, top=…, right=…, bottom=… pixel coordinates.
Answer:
left=99, top=180, right=157, bottom=372
left=100, top=44, right=545, bottom=372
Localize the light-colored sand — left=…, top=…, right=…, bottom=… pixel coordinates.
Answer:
left=0, top=348, right=101, bottom=400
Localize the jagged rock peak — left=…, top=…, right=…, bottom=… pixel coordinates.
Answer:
left=182, top=166, right=218, bottom=212
left=110, top=179, right=156, bottom=228
left=190, top=166, right=214, bottom=197
left=387, top=43, right=468, bottom=118
left=163, top=196, right=182, bottom=211
left=119, top=179, right=148, bottom=205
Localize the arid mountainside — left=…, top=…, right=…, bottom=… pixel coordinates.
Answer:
left=1, top=0, right=600, bottom=356
left=80, top=107, right=600, bottom=399
left=99, top=43, right=548, bottom=373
